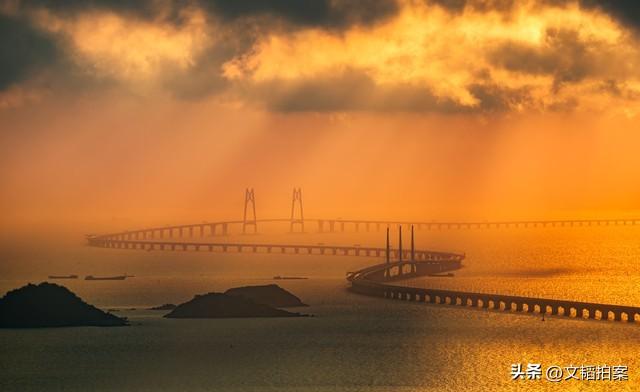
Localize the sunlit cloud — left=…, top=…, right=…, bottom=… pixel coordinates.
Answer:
left=29, top=7, right=211, bottom=87
left=223, top=0, right=640, bottom=114
left=1, top=0, right=640, bottom=114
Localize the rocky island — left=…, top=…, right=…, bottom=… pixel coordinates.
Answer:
left=0, top=282, right=127, bottom=328
left=224, top=284, right=308, bottom=308
left=164, top=292, right=306, bottom=319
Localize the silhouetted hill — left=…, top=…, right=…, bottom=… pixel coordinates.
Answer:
left=164, top=293, right=306, bottom=319
left=225, top=284, right=308, bottom=308
left=0, top=282, right=127, bottom=328
left=148, top=303, right=177, bottom=311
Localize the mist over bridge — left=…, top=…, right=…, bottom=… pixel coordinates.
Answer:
left=87, top=188, right=640, bottom=324
left=89, top=189, right=640, bottom=242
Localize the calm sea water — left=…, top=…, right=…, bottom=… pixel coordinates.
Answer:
left=1, top=226, right=640, bottom=391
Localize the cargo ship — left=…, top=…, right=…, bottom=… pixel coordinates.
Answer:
left=273, top=276, right=308, bottom=280
left=48, top=274, right=79, bottom=280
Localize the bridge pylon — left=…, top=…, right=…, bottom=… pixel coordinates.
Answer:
left=242, top=188, right=258, bottom=234
left=290, top=188, right=304, bottom=232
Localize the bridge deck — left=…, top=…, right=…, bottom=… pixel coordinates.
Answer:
left=88, top=216, right=640, bottom=241
left=349, top=260, right=640, bottom=323
left=87, top=237, right=463, bottom=260
left=87, top=218, right=640, bottom=324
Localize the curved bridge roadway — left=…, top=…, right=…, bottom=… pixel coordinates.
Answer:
left=88, top=219, right=640, bottom=324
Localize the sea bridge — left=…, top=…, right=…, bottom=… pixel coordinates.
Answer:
left=87, top=189, right=640, bottom=324
left=91, top=217, right=640, bottom=242
left=348, top=255, right=640, bottom=323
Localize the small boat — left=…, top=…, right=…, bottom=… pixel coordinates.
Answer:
left=273, top=276, right=308, bottom=280
left=48, top=274, right=78, bottom=280
left=85, top=274, right=133, bottom=281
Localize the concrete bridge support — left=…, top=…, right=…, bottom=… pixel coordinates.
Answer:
left=290, top=188, right=305, bottom=233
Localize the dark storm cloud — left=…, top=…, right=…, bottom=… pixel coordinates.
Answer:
left=576, top=1, right=640, bottom=30
left=489, top=28, right=596, bottom=92
left=2, top=0, right=639, bottom=112
left=0, top=13, right=58, bottom=90
left=161, top=43, right=237, bottom=100
left=467, top=83, right=533, bottom=112
left=426, top=0, right=516, bottom=13
left=163, top=0, right=398, bottom=98
left=5, top=0, right=399, bottom=97
left=258, top=69, right=456, bottom=112
left=429, top=0, right=640, bottom=31
left=256, top=68, right=523, bottom=113
left=19, top=0, right=399, bottom=29
left=195, top=0, right=399, bottom=29
left=16, top=0, right=168, bottom=20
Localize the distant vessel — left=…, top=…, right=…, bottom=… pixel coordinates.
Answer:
left=273, top=276, right=308, bottom=280
left=48, top=274, right=78, bottom=280
left=85, top=275, right=133, bottom=281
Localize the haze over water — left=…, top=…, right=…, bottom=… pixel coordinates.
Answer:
left=3, top=1, right=640, bottom=390
left=2, top=225, right=639, bottom=391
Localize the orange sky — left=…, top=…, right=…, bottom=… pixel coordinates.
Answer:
left=2, top=0, right=640, bottom=237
